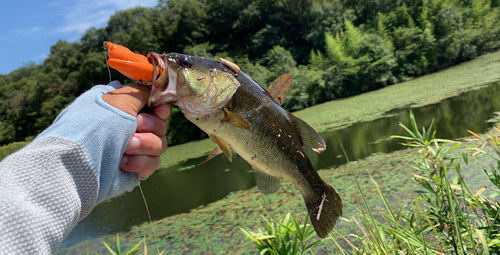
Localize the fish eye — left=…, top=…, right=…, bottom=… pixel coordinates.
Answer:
left=179, top=57, right=192, bottom=68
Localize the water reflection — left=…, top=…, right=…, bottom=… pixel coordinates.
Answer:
left=63, top=82, right=500, bottom=246
left=308, top=83, right=500, bottom=168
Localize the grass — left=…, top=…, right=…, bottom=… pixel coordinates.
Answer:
left=240, top=212, right=323, bottom=255
left=326, top=112, right=500, bottom=254
left=61, top=129, right=500, bottom=254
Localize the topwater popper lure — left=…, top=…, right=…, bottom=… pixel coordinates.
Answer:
left=104, top=42, right=343, bottom=238
left=104, top=41, right=161, bottom=83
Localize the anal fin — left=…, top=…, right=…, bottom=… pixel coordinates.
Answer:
left=253, top=168, right=282, bottom=194
left=210, top=135, right=232, bottom=162
left=199, top=146, right=223, bottom=165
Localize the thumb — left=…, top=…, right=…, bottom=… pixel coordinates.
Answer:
left=102, top=83, right=151, bottom=117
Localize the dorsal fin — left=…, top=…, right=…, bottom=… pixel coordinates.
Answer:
left=222, top=109, right=251, bottom=130
left=253, top=168, right=282, bottom=194
left=216, top=56, right=240, bottom=74
left=198, top=146, right=223, bottom=165
left=288, top=113, right=326, bottom=153
left=210, top=135, right=232, bottom=162
left=267, top=74, right=293, bottom=106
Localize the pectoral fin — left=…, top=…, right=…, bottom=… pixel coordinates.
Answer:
left=267, top=74, right=293, bottom=106
left=289, top=113, right=326, bottom=153
left=210, top=135, right=232, bottom=162
left=253, top=168, right=282, bottom=194
left=223, top=109, right=251, bottom=130
left=198, top=146, right=223, bottom=165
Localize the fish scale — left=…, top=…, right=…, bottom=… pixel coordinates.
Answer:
left=147, top=53, right=343, bottom=238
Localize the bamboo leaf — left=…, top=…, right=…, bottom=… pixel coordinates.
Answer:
left=409, top=111, right=423, bottom=139
left=126, top=239, right=144, bottom=255
left=103, top=241, right=118, bottom=255
left=468, top=130, right=487, bottom=142
left=399, top=122, right=417, bottom=139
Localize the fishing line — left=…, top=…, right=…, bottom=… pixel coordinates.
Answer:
left=139, top=183, right=160, bottom=254
left=104, top=50, right=112, bottom=83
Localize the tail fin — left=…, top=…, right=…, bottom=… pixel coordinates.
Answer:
left=303, top=184, right=342, bottom=238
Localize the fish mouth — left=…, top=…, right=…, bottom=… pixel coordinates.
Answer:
left=148, top=53, right=178, bottom=107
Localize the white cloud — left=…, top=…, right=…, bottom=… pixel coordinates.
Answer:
left=56, top=0, right=158, bottom=35
left=10, top=27, right=44, bottom=35
left=0, top=27, right=43, bottom=42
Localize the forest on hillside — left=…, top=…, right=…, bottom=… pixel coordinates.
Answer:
left=1, top=0, right=500, bottom=146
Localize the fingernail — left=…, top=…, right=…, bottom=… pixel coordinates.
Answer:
left=120, top=155, right=129, bottom=166
left=127, top=136, right=141, bottom=151
left=138, top=114, right=154, bottom=131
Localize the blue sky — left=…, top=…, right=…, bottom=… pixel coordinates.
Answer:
left=0, top=0, right=158, bottom=75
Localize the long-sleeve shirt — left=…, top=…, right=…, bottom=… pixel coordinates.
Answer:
left=0, top=81, right=141, bottom=254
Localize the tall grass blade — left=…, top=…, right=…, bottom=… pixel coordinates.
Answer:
left=340, top=141, right=387, bottom=254
left=409, top=111, right=423, bottom=139
left=474, top=229, right=490, bottom=255
left=442, top=164, right=466, bottom=254
left=367, top=169, right=396, bottom=221
left=103, top=240, right=118, bottom=255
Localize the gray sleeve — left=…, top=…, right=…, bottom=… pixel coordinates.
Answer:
left=0, top=82, right=141, bottom=253
left=0, top=137, right=98, bottom=254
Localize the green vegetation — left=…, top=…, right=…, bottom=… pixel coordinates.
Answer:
left=62, top=145, right=419, bottom=254
left=328, top=112, right=500, bottom=254
left=62, top=111, right=500, bottom=254
left=0, top=141, right=28, bottom=161
left=240, top=112, right=500, bottom=254
left=102, top=235, right=144, bottom=255
left=3, top=0, right=500, bottom=253
left=3, top=0, right=500, bottom=147
left=240, top=213, right=322, bottom=255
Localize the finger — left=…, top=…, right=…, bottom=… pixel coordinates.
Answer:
left=102, top=83, right=150, bottom=117
left=119, top=155, right=160, bottom=178
left=125, top=133, right=167, bottom=156
left=136, top=113, right=168, bottom=136
left=153, top=104, right=172, bottom=120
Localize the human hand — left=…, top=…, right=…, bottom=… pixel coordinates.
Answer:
left=102, top=84, right=171, bottom=178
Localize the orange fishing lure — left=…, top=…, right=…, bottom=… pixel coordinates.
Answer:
left=104, top=42, right=161, bottom=82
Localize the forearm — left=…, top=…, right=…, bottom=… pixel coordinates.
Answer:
left=37, top=81, right=140, bottom=203
left=0, top=81, right=139, bottom=253
left=0, top=137, right=97, bottom=253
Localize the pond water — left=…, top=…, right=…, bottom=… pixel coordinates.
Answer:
left=62, top=81, right=500, bottom=247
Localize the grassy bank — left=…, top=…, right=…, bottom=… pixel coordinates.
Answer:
left=160, top=50, right=500, bottom=169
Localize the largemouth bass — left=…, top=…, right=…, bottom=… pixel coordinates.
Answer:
left=148, top=53, right=342, bottom=238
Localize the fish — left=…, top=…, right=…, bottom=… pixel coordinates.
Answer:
left=147, top=52, right=343, bottom=238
